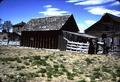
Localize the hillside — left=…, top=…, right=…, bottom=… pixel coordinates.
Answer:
left=0, top=46, right=120, bottom=82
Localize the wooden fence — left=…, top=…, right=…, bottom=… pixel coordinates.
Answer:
left=66, top=41, right=89, bottom=53
left=0, top=39, right=20, bottom=46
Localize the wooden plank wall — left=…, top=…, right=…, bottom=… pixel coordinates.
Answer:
left=21, top=31, right=60, bottom=49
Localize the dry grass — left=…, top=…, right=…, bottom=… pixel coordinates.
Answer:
left=0, top=46, right=120, bottom=82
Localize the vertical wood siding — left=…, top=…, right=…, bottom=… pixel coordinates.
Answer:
left=21, top=31, right=61, bottom=49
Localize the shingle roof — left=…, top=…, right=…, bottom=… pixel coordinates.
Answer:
left=24, top=15, right=71, bottom=31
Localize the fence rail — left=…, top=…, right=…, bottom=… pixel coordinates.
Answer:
left=66, top=41, right=89, bottom=53
left=0, top=39, right=20, bottom=46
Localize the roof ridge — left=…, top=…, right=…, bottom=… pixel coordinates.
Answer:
left=30, top=14, right=72, bottom=21
left=103, top=13, right=120, bottom=22
left=25, top=14, right=72, bottom=31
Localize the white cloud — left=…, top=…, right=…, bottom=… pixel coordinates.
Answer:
left=44, top=5, right=52, bottom=8
left=75, top=0, right=114, bottom=5
left=85, top=6, right=120, bottom=16
left=66, top=0, right=83, bottom=3
left=85, top=20, right=96, bottom=26
left=40, top=5, right=69, bottom=16
left=110, top=1, right=120, bottom=6
left=66, top=0, right=115, bottom=5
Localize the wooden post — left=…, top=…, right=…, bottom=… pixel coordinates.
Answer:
left=53, top=37, right=55, bottom=49
left=28, top=32, right=30, bottom=47
left=44, top=36, right=46, bottom=48
left=40, top=35, right=42, bottom=48
left=35, top=32, right=37, bottom=48
left=43, top=35, right=45, bottom=48
left=45, top=34, right=48, bottom=48
left=39, top=36, right=41, bottom=48
left=41, top=36, right=43, bottom=48
left=37, top=33, right=39, bottom=48
left=49, top=36, right=51, bottom=49
left=54, top=36, right=56, bottom=49
left=34, top=32, right=35, bottom=48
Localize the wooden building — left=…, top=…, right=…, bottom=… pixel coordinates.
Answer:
left=8, top=32, right=21, bottom=41
left=21, top=15, right=80, bottom=50
left=0, top=32, right=8, bottom=40
left=13, top=21, right=26, bottom=34
left=85, top=13, right=120, bottom=36
left=0, top=31, right=20, bottom=41
left=0, top=32, right=20, bottom=46
left=85, top=13, right=120, bottom=51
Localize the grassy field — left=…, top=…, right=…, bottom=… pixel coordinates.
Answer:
left=0, top=46, right=120, bottom=82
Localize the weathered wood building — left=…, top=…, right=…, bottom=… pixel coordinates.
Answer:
left=0, top=32, right=20, bottom=41
left=13, top=21, right=26, bottom=34
left=0, top=32, right=8, bottom=40
left=85, top=13, right=120, bottom=51
left=21, top=15, right=80, bottom=50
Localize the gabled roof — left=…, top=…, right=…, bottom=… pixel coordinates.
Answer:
left=85, top=13, right=120, bottom=33
left=24, top=15, right=72, bottom=31
left=103, top=13, right=120, bottom=22
left=13, top=22, right=26, bottom=27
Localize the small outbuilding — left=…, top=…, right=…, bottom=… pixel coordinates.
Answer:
left=21, top=15, right=79, bottom=50
left=12, top=21, right=26, bottom=35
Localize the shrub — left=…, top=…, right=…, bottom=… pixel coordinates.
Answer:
left=60, top=64, right=65, bottom=69
left=53, top=64, right=59, bottom=68
left=9, top=65, right=15, bottom=68
left=37, top=68, right=46, bottom=73
left=102, top=65, right=111, bottom=73
left=92, top=71, right=102, bottom=79
left=33, top=56, right=41, bottom=60
left=24, top=61, right=30, bottom=65
left=53, top=64, right=59, bottom=71
left=21, top=56, right=29, bottom=60
left=85, top=58, right=92, bottom=65
left=0, top=57, right=16, bottom=62
left=46, top=65, right=53, bottom=78
left=27, top=72, right=39, bottom=78
left=2, top=62, right=5, bottom=65
left=19, top=72, right=25, bottom=76
left=33, top=56, right=49, bottom=61
left=14, top=76, right=27, bottom=82
left=19, top=72, right=39, bottom=79
left=77, top=79, right=86, bottom=82
left=116, top=67, right=120, bottom=77
left=32, top=60, right=48, bottom=66
left=41, top=73, right=45, bottom=77
left=47, top=72, right=52, bottom=78
left=59, top=54, right=64, bottom=57
left=32, top=56, right=49, bottom=66
left=16, top=65, right=25, bottom=71
left=16, top=57, right=22, bottom=63
left=66, top=72, right=74, bottom=80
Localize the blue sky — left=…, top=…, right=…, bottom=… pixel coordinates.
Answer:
left=0, top=0, right=120, bottom=32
